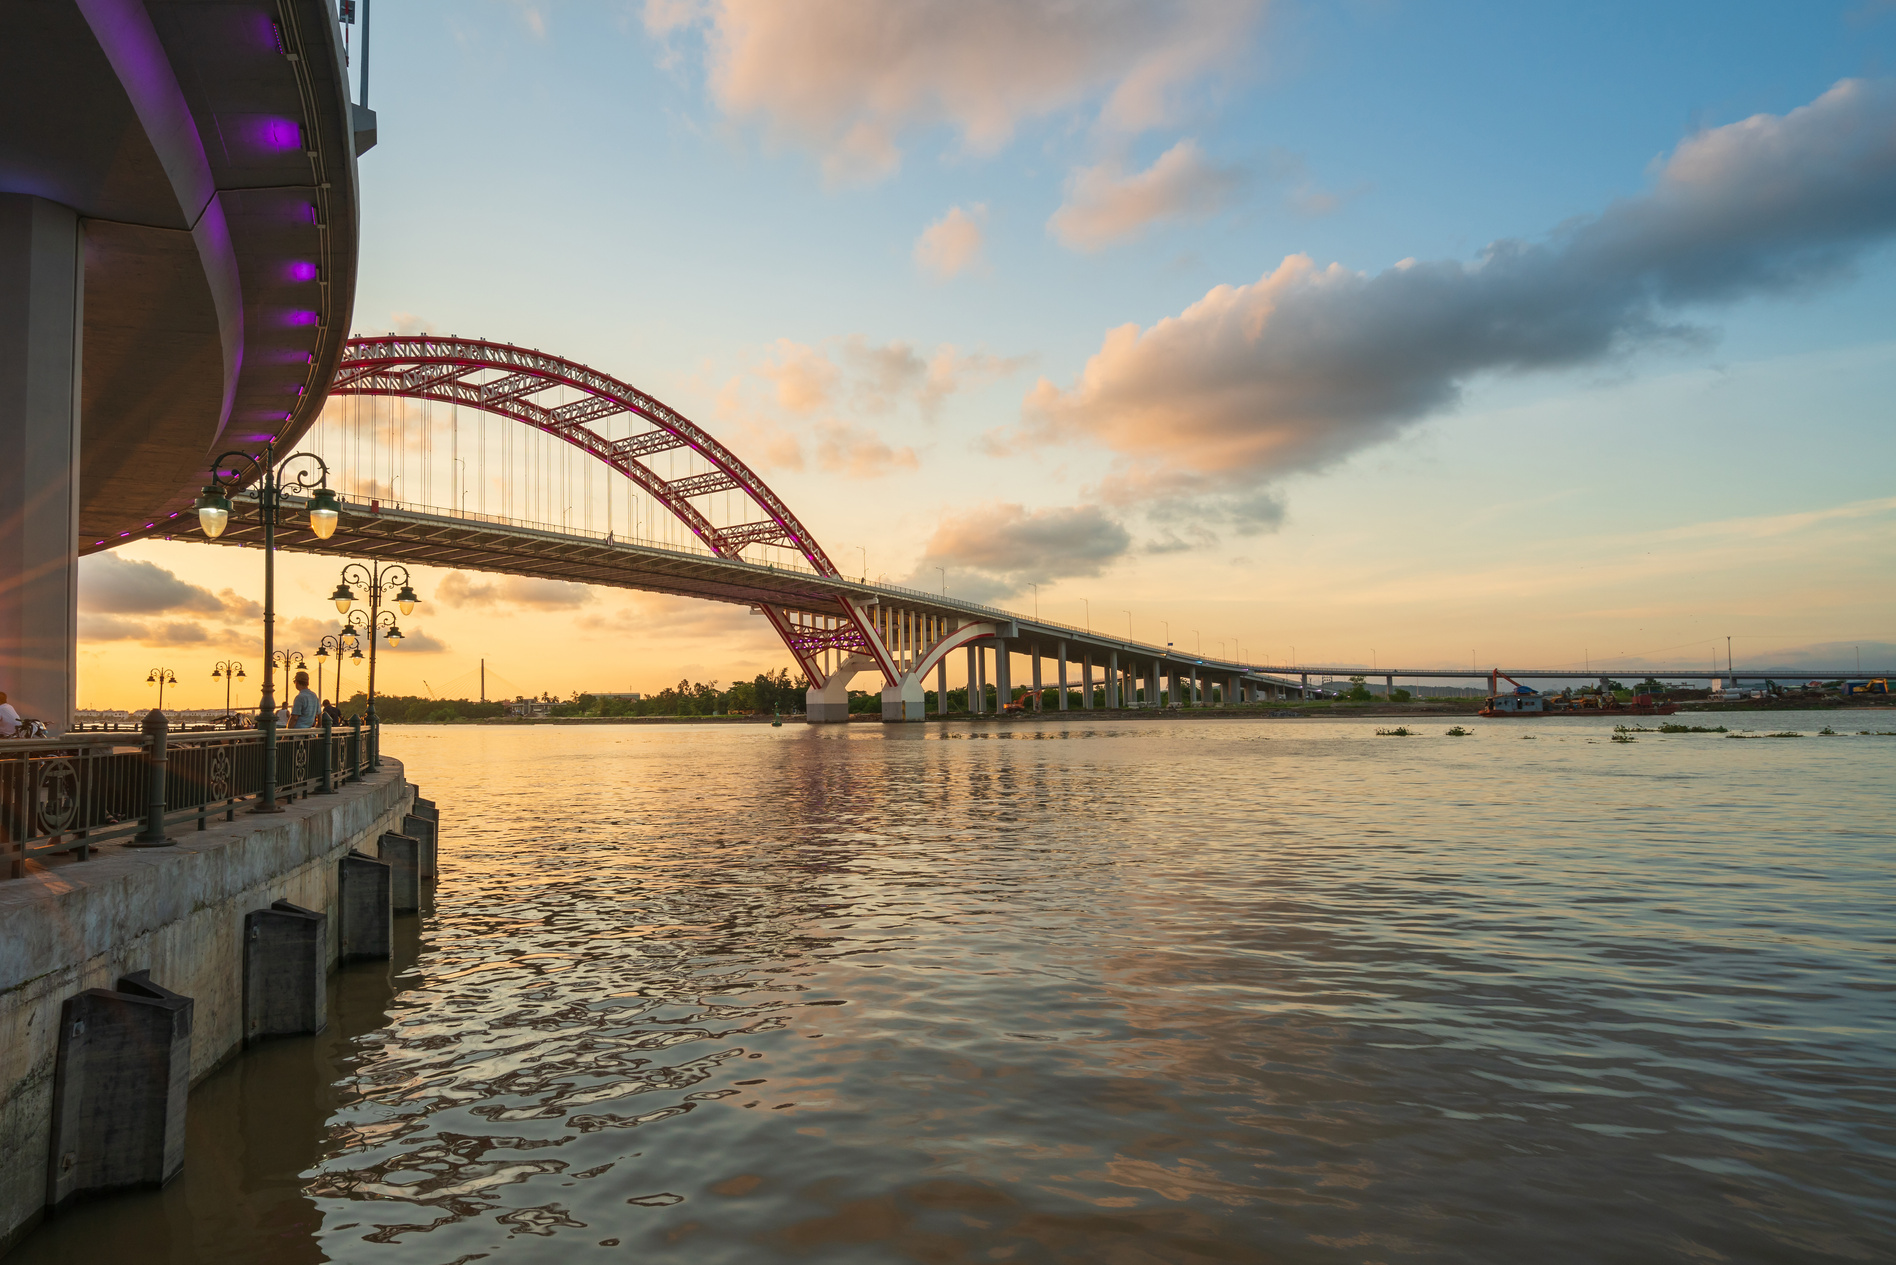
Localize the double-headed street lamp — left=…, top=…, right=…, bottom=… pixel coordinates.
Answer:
left=194, top=444, right=341, bottom=813
left=211, top=659, right=246, bottom=718
left=331, top=562, right=418, bottom=715
left=314, top=633, right=360, bottom=706
left=145, top=667, right=177, bottom=711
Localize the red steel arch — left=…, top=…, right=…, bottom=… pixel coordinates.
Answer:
left=330, top=335, right=889, bottom=688
left=330, top=335, right=840, bottom=576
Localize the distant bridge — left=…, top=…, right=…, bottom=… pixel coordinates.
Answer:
left=118, top=335, right=1296, bottom=720
left=114, top=334, right=1881, bottom=717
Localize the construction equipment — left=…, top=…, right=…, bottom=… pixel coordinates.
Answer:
left=1841, top=678, right=1890, bottom=697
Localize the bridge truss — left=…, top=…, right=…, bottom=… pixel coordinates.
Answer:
left=325, top=336, right=910, bottom=697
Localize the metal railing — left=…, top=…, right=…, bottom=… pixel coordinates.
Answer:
left=1, top=713, right=378, bottom=879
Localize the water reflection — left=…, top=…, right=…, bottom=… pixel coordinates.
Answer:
left=13, top=714, right=1895, bottom=1263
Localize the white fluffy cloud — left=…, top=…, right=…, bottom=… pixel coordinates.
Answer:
left=645, top=0, right=1264, bottom=183
left=1049, top=139, right=1243, bottom=250
left=914, top=205, right=987, bottom=279
left=1015, top=79, right=1896, bottom=519
left=80, top=553, right=222, bottom=615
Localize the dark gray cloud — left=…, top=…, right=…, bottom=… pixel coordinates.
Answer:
left=79, top=553, right=222, bottom=615
left=1018, top=79, right=1896, bottom=509
left=910, top=502, right=1133, bottom=602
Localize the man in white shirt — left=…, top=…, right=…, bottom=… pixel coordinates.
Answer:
left=0, top=691, right=18, bottom=738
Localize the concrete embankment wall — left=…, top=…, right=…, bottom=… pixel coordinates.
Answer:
left=0, top=761, right=413, bottom=1255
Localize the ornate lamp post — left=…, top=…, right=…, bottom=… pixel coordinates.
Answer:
left=145, top=667, right=177, bottom=713
left=211, top=659, right=246, bottom=719
left=331, top=562, right=418, bottom=717
left=313, top=633, right=360, bottom=706
left=193, top=445, right=341, bottom=812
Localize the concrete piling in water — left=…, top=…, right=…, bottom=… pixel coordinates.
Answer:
left=401, top=813, right=437, bottom=880
left=338, top=850, right=392, bottom=960
left=45, top=972, right=193, bottom=1209
left=242, top=901, right=327, bottom=1043
left=379, top=833, right=421, bottom=913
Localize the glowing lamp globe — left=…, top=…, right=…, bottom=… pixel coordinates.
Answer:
left=195, top=485, right=231, bottom=538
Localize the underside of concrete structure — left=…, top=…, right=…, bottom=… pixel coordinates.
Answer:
left=0, top=0, right=361, bottom=731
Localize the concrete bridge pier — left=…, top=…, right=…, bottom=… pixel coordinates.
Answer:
left=997, top=643, right=1012, bottom=710
left=1081, top=655, right=1093, bottom=709
left=1058, top=642, right=1069, bottom=709
left=0, top=195, right=82, bottom=736
left=1031, top=650, right=1043, bottom=711
left=881, top=675, right=926, bottom=721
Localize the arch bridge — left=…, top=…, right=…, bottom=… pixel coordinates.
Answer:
left=118, top=336, right=1291, bottom=718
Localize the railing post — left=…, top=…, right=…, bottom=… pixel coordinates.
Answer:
left=131, top=709, right=173, bottom=847
left=350, top=715, right=362, bottom=782
left=317, top=712, right=335, bottom=794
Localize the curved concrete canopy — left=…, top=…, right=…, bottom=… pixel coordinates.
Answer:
left=0, top=0, right=360, bottom=550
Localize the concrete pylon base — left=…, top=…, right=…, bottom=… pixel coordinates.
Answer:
left=881, top=680, right=926, bottom=722
left=46, top=972, right=193, bottom=1208
left=338, top=850, right=391, bottom=960
left=805, top=701, right=850, bottom=724
left=379, top=833, right=421, bottom=913
left=243, top=901, right=326, bottom=1043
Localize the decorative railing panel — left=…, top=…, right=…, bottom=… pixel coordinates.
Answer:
left=1, top=719, right=377, bottom=879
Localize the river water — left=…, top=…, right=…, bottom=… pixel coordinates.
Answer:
left=14, top=713, right=1896, bottom=1263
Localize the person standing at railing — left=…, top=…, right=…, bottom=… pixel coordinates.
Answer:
left=0, top=691, right=18, bottom=737
left=289, top=671, right=320, bottom=729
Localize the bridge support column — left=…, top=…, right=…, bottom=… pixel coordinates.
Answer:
left=1082, top=655, right=1093, bottom=709
left=806, top=653, right=876, bottom=723
left=996, top=641, right=1011, bottom=711
left=1058, top=642, right=1068, bottom=710
left=1108, top=652, right=1119, bottom=709
left=936, top=659, right=947, bottom=716
left=0, top=195, right=82, bottom=737
left=1300, top=672, right=1308, bottom=700
left=881, top=676, right=926, bottom=722
left=1031, top=649, right=1043, bottom=711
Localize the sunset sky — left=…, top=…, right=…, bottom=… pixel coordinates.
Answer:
left=81, top=0, right=1896, bottom=710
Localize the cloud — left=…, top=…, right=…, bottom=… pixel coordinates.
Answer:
left=436, top=571, right=595, bottom=609
left=1050, top=139, right=1243, bottom=250
left=715, top=334, right=1020, bottom=477
left=646, top=0, right=1265, bottom=183
left=754, top=339, right=841, bottom=413
left=388, top=626, right=450, bottom=653
left=387, top=311, right=440, bottom=336
left=910, top=502, right=1133, bottom=601
left=810, top=421, right=919, bottom=478
left=1012, top=79, right=1896, bottom=517
left=914, top=204, right=987, bottom=279
left=79, top=553, right=222, bottom=614
left=78, top=613, right=152, bottom=641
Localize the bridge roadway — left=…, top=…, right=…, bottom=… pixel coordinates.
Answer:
left=121, top=494, right=1304, bottom=718
left=121, top=497, right=1879, bottom=715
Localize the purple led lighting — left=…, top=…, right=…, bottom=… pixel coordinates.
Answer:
left=254, top=117, right=303, bottom=154
left=168, top=511, right=178, bottom=517
left=144, top=522, right=154, bottom=529
left=288, top=261, right=318, bottom=283
left=285, top=309, right=318, bottom=327
left=94, top=540, right=105, bottom=546
left=118, top=531, right=130, bottom=537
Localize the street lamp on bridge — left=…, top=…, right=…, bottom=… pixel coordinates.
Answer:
left=272, top=649, right=307, bottom=687
left=145, top=667, right=177, bottom=712
left=210, top=660, right=245, bottom=719
left=332, top=561, right=418, bottom=716
left=314, top=633, right=361, bottom=707
left=194, top=444, right=340, bottom=813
